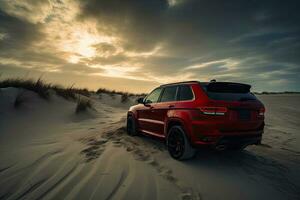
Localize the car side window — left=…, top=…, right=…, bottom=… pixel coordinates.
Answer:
left=160, top=86, right=178, bottom=102
left=144, top=88, right=162, bottom=104
left=178, top=85, right=194, bottom=101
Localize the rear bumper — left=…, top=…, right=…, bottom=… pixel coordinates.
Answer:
left=190, top=119, right=264, bottom=147
left=192, top=131, right=262, bottom=146
left=191, top=124, right=263, bottom=147
left=216, top=133, right=262, bottom=146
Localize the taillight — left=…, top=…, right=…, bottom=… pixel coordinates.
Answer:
left=199, top=107, right=228, bottom=116
left=259, top=107, right=265, bottom=116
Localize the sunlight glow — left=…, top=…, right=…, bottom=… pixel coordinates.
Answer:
left=125, top=45, right=162, bottom=58
left=63, top=24, right=116, bottom=63
left=184, top=59, right=239, bottom=70
left=147, top=72, right=195, bottom=84
left=68, top=55, right=80, bottom=64
left=39, top=1, right=118, bottom=64
left=89, top=64, right=144, bottom=80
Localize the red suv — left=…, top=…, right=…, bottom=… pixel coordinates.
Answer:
left=127, top=81, right=265, bottom=160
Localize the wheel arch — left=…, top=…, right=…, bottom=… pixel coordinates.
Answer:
left=165, top=118, right=192, bottom=142
left=127, top=111, right=134, bottom=117
left=165, top=118, right=196, bottom=160
left=127, top=110, right=138, bottom=119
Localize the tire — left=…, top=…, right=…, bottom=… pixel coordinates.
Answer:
left=126, top=116, right=138, bottom=136
left=167, top=126, right=196, bottom=160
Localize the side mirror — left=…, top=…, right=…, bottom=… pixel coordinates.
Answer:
left=137, top=97, right=144, bottom=104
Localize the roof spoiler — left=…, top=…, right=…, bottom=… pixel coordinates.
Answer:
left=207, top=82, right=251, bottom=93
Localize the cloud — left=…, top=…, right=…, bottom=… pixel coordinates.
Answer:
left=0, top=10, right=43, bottom=48
left=0, top=0, right=52, bottom=24
left=80, top=0, right=168, bottom=52
left=184, top=59, right=239, bottom=71
left=0, top=0, right=300, bottom=92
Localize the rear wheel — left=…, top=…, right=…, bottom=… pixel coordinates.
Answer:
left=167, top=126, right=196, bottom=160
left=126, top=116, right=138, bottom=136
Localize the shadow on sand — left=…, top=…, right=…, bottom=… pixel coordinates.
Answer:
left=79, top=127, right=300, bottom=200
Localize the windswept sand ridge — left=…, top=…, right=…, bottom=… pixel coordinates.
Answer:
left=0, top=88, right=183, bottom=200
left=0, top=88, right=300, bottom=200
left=78, top=125, right=202, bottom=199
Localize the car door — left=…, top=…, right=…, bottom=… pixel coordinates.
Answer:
left=150, top=85, right=179, bottom=136
left=137, top=87, right=163, bottom=135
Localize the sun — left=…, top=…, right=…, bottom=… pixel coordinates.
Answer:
left=64, top=30, right=99, bottom=63
left=68, top=55, right=80, bottom=64
left=57, top=22, right=115, bottom=64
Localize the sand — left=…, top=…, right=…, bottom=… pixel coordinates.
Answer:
left=0, top=88, right=299, bottom=200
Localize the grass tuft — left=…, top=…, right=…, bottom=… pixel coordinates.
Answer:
left=34, top=78, right=51, bottom=99
left=76, top=98, right=93, bottom=113
left=53, top=85, right=77, bottom=100
left=121, top=93, right=129, bottom=103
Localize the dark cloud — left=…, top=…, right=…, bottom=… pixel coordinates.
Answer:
left=0, top=11, right=43, bottom=50
left=0, top=11, right=67, bottom=67
left=0, top=0, right=300, bottom=92
left=80, top=0, right=168, bottom=51
left=80, top=0, right=300, bottom=71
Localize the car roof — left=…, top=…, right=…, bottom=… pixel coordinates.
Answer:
left=160, top=80, right=200, bottom=87
left=160, top=81, right=251, bottom=88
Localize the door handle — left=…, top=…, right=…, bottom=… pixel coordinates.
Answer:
left=168, top=105, right=175, bottom=108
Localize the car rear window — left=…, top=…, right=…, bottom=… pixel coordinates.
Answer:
left=160, top=86, right=177, bottom=102
left=178, top=85, right=194, bottom=101
left=200, top=82, right=257, bottom=101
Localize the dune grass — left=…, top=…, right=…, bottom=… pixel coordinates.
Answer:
left=76, top=98, right=93, bottom=113
left=52, top=85, right=77, bottom=100
left=0, top=78, right=51, bottom=99
left=121, top=93, right=129, bottom=103
left=0, top=78, right=94, bottom=100
left=0, top=77, right=146, bottom=103
left=96, top=87, right=146, bottom=97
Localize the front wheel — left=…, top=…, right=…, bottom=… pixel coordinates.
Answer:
left=126, top=116, right=138, bottom=136
left=167, top=126, right=196, bottom=160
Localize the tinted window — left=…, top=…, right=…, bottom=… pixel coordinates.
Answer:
left=201, top=83, right=257, bottom=101
left=160, top=86, right=177, bottom=102
left=145, top=88, right=162, bottom=103
left=179, top=85, right=194, bottom=101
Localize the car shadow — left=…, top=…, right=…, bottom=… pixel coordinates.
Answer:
left=135, top=133, right=299, bottom=199
left=190, top=149, right=299, bottom=199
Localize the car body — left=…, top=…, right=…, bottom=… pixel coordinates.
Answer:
left=127, top=81, right=265, bottom=160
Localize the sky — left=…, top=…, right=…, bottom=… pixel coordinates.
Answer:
left=0, top=0, right=299, bottom=93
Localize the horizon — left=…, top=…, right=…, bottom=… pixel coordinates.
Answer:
left=0, top=0, right=300, bottom=93
left=1, top=77, right=300, bottom=94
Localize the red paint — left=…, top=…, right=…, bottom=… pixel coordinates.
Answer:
left=128, top=81, right=265, bottom=147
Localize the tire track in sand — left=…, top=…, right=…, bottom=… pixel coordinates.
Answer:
left=86, top=126, right=203, bottom=200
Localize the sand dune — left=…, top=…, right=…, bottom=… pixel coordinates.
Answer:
left=0, top=88, right=299, bottom=200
